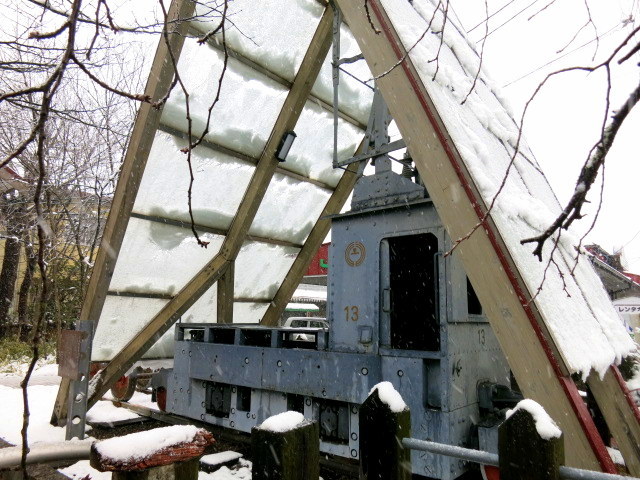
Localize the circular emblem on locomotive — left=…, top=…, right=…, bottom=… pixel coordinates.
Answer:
left=345, top=241, right=366, bottom=267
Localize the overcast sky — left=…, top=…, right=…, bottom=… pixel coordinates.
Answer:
left=448, top=0, right=640, bottom=272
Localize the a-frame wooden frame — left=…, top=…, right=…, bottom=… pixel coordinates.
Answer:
left=334, top=0, right=640, bottom=473
left=52, top=1, right=640, bottom=474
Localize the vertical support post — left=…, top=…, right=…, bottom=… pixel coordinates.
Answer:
left=65, top=321, right=94, bottom=440
left=217, top=262, right=234, bottom=324
left=331, top=1, right=341, bottom=167
left=251, top=420, right=319, bottom=480
left=359, top=389, right=411, bottom=480
left=499, top=409, right=564, bottom=480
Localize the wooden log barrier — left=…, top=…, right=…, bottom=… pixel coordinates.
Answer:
left=90, top=425, right=214, bottom=480
left=499, top=401, right=564, bottom=480
left=251, top=412, right=319, bottom=480
left=359, top=383, right=411, bottom=480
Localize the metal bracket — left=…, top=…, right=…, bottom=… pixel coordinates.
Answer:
left=65, top=321, right=94, bottom=440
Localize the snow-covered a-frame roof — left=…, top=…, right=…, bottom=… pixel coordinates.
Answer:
left=54, top=0, right=640, bottom=473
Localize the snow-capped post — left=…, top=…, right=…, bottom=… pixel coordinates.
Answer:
left=89, top=425, right=214, bottom=480
left=499, top=399, right=564, bottom=480
left=359, top=382, right=411, bottom=480
left=251, top=411, right=319, bottom=480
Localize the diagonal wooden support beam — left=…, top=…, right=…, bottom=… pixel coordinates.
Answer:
left=84, top=6, right=335, bottom=411
left=51, top=0, right=196, bottom=426
left=260, top=159, right=363, bottom=327
left=335, top=0, right=622, bottom=471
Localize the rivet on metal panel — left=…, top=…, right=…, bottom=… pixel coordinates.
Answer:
left=350, top=449, right=358, bottom=458
left=306, top=398, right=312, bottom=406
left=398, top=370, right=404, bottom=377
left=230, top=421, right=235, bottom=427
left=181, top=349, right=185, bottom=354
left=277, top=360, right=282, bottom=367
left=231, top=408, right=235, bottom=414
left=201, top=402, right=205, bottom=408
left=351, top=406, right=358, bottom=414
left=189, top=351, right=192, bottom=357
left=361, top=367, right=368, bottom=375
left=201, top=414, right=205, bottom=420
left=244, top=358, right=249, bottom=364
left=351, top=432, right=358, bottom=441
left=322, top=389, right=327, bottom=397
left=252, top=414, right=256, bottom=419
left=232, top=387, right=236, bottom=393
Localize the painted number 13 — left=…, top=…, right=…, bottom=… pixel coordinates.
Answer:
left=344, top=305, right=359, bottom=322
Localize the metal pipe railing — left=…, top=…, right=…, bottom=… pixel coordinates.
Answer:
left=402, top=438, right=637, bottom=480
left=0, top=440, right=92, bottom=470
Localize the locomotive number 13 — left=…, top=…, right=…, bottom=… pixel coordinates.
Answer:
left=344, top=305, right=359, bottom=322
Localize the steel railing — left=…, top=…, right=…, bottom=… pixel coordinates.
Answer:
left=403, top=438, right=638, bottom=480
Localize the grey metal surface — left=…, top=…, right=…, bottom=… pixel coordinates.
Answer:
left=403, top=438, right=499, bottom=467
left=559, top=466, right=638, bottom=480
left=65, top=321, right=94, bottom=440
left=403, top=438, right=638, bottom=480
left=0, top=440, right=91, bottom=469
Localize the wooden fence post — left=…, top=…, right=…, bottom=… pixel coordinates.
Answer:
left=359, top=386, right=411, bottom=480
left=251, top=414, right=319, bottom=480
left=90, top=426, right=214, bottom=480
left=499, top=406, right=564, bottom=480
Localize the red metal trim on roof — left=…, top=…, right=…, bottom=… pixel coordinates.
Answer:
left=367, top=0, right=615, bottom=472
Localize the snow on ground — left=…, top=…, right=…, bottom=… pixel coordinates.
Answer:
left=0, top=384, right=67, bottom=445
left=0, top=380, right=158, bottom=446
left=201, top=451, right=243, bottom=468
left=86, top=401, right=140, bottom=424
left=58, top=460, right=111, bottom=480
left=0, top=355, right=56, bottom=375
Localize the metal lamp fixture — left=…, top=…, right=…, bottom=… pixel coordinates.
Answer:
left=276, top=131, right=297, bottom=162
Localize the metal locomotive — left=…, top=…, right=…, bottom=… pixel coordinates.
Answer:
left=152, top=92, right=519, bottom=480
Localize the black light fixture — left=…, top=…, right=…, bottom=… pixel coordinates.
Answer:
left=276, top=131, right=297, bottom=162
